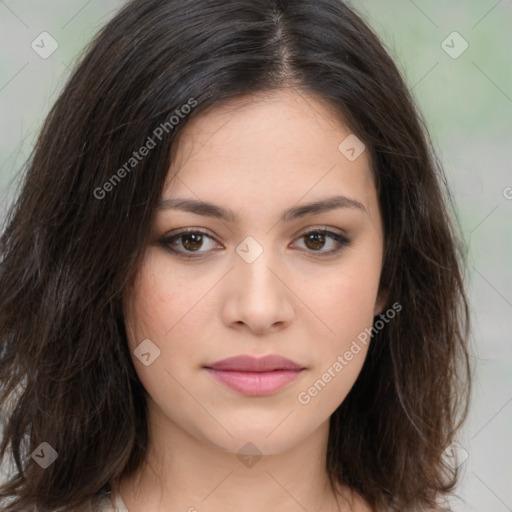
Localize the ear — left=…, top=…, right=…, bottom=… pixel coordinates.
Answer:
left=374, top=286, right=389, bottom=317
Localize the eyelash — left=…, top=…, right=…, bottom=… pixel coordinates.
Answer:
left=158, top=227, right=351, bottom=259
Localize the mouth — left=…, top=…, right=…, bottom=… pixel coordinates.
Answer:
left=203, top=354, right=306, bottom=396
left=203, top=368, right=305, bottom=396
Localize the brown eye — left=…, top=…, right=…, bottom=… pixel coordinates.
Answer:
left=293, top=229, right=351, bottom=256
left=159, top=229, right=221, bottom=257
left=304, top=231, right=327, bottom=251
left=181, top=232, right=204, bottom=251
left=159, top=227, right=351, bottom=259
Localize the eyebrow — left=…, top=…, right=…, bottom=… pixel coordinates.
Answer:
left=157, top=195, right=366, bottom=223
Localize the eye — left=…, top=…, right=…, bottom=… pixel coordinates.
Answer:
left=158, top=227, right=351, bottom=258
left=291, top=228, right=351, bottom=256
left=159, top=228, right=222, bottom=258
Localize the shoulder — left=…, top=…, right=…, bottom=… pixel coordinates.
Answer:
left=91, top=492, right=128, bottom=512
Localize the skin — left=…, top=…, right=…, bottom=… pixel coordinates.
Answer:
left=118, top=87, right=386, bottom=512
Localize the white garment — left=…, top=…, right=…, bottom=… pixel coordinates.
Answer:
left=98, top=491, right=129, bottom=511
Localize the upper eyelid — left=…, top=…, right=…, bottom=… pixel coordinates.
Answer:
left=162, top=226, right=347, bottom=242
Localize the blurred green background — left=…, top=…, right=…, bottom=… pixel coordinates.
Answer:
left=1, top=1, right=511, bottom=510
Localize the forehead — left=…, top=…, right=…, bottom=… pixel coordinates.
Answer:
left=161, top=89, right=378, bottom=221
left=172, top=89, right=360, bottom=165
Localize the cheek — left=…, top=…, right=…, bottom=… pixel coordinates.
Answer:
left=124, top=249, right=219, bottom=399
left=126, top=250, right=202, bottom=341
left=123, top=255, right=203, bottom=404
left=300, top=253, right=381, bottom=343
left=294, top=263, right=377, bottom=411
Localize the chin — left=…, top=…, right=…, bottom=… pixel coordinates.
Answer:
left=203, top=425, right=307, bottom=458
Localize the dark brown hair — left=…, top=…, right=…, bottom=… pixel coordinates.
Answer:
left=0, top=0, right=472, bottom=510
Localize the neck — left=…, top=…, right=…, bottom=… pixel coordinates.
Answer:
left=116, top=401, right=349, bottom=511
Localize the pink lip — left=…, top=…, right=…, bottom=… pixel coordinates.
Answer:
left=203, top=355, right=305, bottom=396
left=205, top=354, right=304, bottom=372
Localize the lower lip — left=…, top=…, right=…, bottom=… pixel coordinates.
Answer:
left=204, top=368, right=304, bottom=396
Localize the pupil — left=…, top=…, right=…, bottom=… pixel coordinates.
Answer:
left=306, top=232, right=325, bottom=250
left=183, top=233, right=202, bottom=251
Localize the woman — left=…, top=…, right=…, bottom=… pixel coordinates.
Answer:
left=0, top=0, right=472, bottom=510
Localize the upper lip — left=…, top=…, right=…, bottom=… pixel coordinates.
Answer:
left=204, top=355, right=304, bottom=372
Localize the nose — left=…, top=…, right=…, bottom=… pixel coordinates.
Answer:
left=221, top=243, right=295, bottom=335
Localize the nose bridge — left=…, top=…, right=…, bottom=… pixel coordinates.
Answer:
left=224, top=234, right=294, bottom=329
left=234, top=234, right=282, bottom=296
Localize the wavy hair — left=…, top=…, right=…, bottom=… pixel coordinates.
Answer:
left=0, top=0, right=472, bottom=510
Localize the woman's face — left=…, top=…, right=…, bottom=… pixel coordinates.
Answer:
left=124, top=88, right=386, bottom=456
